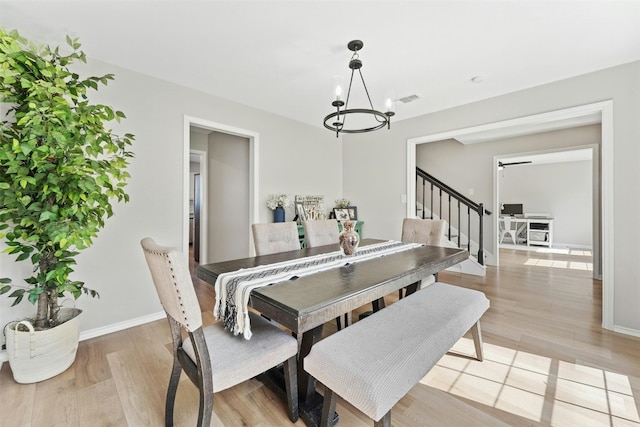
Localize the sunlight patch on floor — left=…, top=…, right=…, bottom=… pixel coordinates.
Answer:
left=421, top=337, right=640, bottom=425
left=524, top=258, right=593, bottom=271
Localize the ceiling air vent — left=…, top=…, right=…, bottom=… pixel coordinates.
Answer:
left=398, top=94, right=420, bottom=104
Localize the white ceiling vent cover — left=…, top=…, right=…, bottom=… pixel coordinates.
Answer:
left=398, top=94, right=420, bottom=104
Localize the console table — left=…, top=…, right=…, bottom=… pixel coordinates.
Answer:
left=297, top=221, right=364, bottom=248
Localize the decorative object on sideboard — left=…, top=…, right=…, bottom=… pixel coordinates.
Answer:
left=295, top=195, right=325, bottom=221
left=295, top=202, right=307, bottom=224
left=323, top=40, right=395, bottom=138
left=266, top=193, right=290, bottom=223
left=339, top=221, right=360, bottom=256
left=334, top=198, right=350, bottom=209
left=346, top=206, right=358, bottom=220
left=334, top=208, right=350, bottom=221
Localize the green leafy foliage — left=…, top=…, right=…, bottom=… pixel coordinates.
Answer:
left=0, top=28, right=134, bottom=328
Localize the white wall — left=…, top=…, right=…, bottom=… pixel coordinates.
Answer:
left=0, top=58, right=343, bottom=341
left=500, top=160, right=592, bottom=247
left=343, top=61, right=640, bottom=334
left=207, top=131, right=250, bottom=263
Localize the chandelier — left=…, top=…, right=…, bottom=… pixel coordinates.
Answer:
left=323, top=40, right=395, bottom=138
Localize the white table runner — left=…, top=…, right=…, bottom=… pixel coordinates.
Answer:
left=214, top=240, right=423, bottom=339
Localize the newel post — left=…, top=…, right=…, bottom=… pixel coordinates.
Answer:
left=477, top=203, right=485, bottom=265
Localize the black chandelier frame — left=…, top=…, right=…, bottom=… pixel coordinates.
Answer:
left=323, top=40, right=394, bottom=138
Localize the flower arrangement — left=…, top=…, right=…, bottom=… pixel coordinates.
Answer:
left=335, top=198, right=350, bottom=208
left=266, top=193, right=291, bottom=210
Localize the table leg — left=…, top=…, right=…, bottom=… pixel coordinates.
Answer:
left=404, top=281, right=420, bottom=296
left=298, top=324, right=339, bottom=427
left=299, top=324, right=324, bottom=404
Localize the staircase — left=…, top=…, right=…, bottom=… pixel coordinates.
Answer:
left=415, top=167, right=491, bottom=276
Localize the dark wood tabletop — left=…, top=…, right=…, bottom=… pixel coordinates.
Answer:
left=197, top=239, right=468, bottom=333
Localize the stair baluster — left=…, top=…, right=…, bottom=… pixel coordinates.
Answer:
left=415, top=167, right=491, bottom=265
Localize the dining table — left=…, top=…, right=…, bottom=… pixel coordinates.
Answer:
left=196, top=238, right=469, bottom=426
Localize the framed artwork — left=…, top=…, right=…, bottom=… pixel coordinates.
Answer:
left=333, top=208, right=350, bottom=221
left=296, top=202, right=307, bottom=221
left=346, top=206, right=358, bottom=220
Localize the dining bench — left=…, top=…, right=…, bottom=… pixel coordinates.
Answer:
left=303, top=281, right=490, bottom=427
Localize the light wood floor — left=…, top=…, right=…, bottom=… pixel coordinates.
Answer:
left=2, top=248, right=639, bottom=426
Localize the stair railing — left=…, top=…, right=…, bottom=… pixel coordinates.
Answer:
left=416, top=167, right=491, bottom=265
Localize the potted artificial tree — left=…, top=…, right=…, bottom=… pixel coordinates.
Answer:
left=0, top=28, right=134, bottom=383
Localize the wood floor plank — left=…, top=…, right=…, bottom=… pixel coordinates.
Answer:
left=76, top=378, right=128, bottom=427
left=0, top=362, right=36, bottom=427
left=30, top=369, right=79, bottom=427
left=106, top=347, right=166, bottom=426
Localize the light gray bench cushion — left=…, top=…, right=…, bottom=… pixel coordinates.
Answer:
left=304, top=282, right=489, bottom=421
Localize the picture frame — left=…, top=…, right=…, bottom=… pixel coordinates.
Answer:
left=296, top=202, right=307, bottom=221
left=346, top=206, right=358, bottom=221
left=333, top=208, right=350, bottom=221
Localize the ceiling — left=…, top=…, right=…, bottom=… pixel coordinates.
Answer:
left=2, top=1, right=640, bottom=130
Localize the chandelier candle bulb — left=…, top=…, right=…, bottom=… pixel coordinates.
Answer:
left=385, top=97, right=395, bottom=113
left=332, top=75, right=345, bottom=103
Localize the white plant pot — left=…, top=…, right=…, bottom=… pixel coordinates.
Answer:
left=4, top=308, right=82, bottom=384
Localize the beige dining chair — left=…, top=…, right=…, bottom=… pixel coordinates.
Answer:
left=140, top=237, right=299, bottom=426
left=252, top=222, right=301, bottom=255
left=399, top=218, right=446, bottom=298
left=302, top=219, right=340, bottom=248
left=302, top=219, right=350, bottom=329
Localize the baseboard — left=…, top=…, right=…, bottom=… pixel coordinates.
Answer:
left=612, top=324, right=640, bottom=339
left=79, top=311, right=166, bottom=341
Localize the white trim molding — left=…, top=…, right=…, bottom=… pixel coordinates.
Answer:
left=79, top=311, right=166, bottom=341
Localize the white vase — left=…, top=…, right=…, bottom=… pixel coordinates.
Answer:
left=5, top=308, right=82, bottom=384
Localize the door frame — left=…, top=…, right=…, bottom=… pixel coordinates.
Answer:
left=183, top=115, right=259, bottom=262
left=406, top=100, right=614, bottom=331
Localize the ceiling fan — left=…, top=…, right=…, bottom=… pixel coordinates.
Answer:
left=498, top=160, right=532, bottom=169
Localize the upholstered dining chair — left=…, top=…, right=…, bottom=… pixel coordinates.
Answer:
left=302, top=219, right=340, bottom=248
left=399, top=218, right=446, bottom=298
left=140, top=238, right=299, bottom=426
left=251, top=222, right=300, bottom=255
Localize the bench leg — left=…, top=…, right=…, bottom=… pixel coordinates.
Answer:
left=470, top=320, right=484, bottom=362
left=374, top=410, right=391, bottom=427
left=320, top=387, right=337, bottom=427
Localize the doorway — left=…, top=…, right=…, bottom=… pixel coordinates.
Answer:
left=183, top=116, right=260, bottom=265
left=496, top=145, right=598, bottom=269
left=496, top=146, right=597, bottom=286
